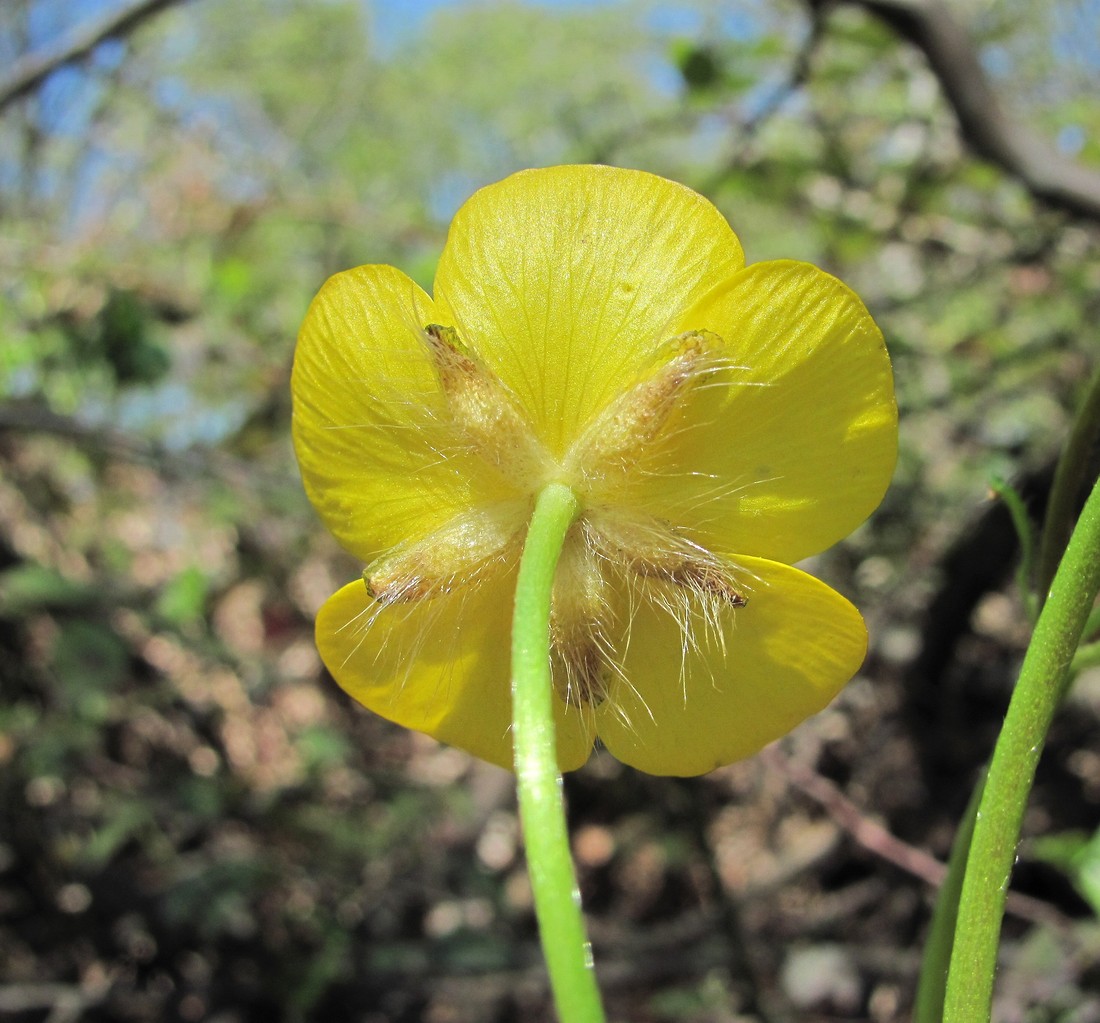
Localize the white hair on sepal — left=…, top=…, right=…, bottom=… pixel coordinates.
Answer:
left=600, top=668, right=655, bottom=739
left=422, top=583, right=485, bottom=711
left=430, top=277, right=543, bottom=408
left=342, top=537, right=509, bottom=717
left=572, top=541, right=660, bottom=735
left=333, top=595, right=387, bottom=671
left=544, top=528, right=661, bottom=738
left=580, top=502, right=759, bottom=710
left=409, top=318, right=553, bottom=491
left=338, top=573, right=483, bottom=716
left=564, top=335, right=776, bottom=516
left=363, top=501, right=528, bottom=609
left=329, top=586, right=439, bottom=715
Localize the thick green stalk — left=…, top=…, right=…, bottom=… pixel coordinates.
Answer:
left=512, top=482, right=606, bottom=1023
left=943, top=475, right=1100, bottom=1023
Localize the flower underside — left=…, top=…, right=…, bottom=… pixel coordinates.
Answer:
left=365, top=321, right=749, bottom=710
left=296, top=165, right=897, bottom=776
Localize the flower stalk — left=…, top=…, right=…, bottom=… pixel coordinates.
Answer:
left=943, top=473, right=1100, bottom=1023
left=512, top=482, right=606, bottom=1023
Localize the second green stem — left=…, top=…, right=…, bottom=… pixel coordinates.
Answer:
left=943, top=474, right=1100, bottom=1023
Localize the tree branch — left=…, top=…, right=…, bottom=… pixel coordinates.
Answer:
left=0, top=398, right=286, bottom=494
left=0, top=0, right=190, bottom=114
left=813, top=0, right=1100, bottom=222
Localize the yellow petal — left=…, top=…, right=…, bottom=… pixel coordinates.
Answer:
left=433, top=165, right=745, bottom=458
left=594, top=557, right=867, bottom=776
left=316, top=576, right=594, bottom=772
left=292, top=264, right=518, bottom=563
left=637, top=260, right=897, bottom=565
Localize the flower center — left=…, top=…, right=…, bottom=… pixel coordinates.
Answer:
left=362, top=323, right=748, bottom=706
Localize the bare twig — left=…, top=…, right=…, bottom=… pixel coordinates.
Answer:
left=812, top=0, right=1100, bottom=222
left=0, top=0, right=191, bottom=114
left=761, top=746, right=1070, bottom=931
left=588, top=9, right=826, bottom=168
left=739, top=6, right=827, bottom=142
left=0, top=399, right=151, bottom=461
left=0, top=976, right=111, bottom=1023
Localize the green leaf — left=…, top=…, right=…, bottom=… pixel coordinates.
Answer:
left=296, top=725, right=352, bottom=771
left=0, top=564, right=98, bottom=615
left=52, top=621, right=130, bottom=706
left=156, top=566, right=209, bottom=626
left=82, top=798, right=153, bottom=868
left=671, top=41, right=723, bottom=92
left=1031, top=829, right=1100, bottom=917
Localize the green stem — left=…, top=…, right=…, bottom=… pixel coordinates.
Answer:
left=1036, top=362, right=1100, bottom=599
left=512, top=482, right=606, bottom=1023
left=912, top=768, right=985, bottom=1023
left=943, top=475, right=1100, bottom=1023
left=989, top=476, right=1039, bottom=621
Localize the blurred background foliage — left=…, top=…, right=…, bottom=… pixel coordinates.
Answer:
left=1, top=1, right=1099, bottom=1021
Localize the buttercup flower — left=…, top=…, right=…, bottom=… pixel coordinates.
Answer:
left=293, top=165, right=896, bottom=777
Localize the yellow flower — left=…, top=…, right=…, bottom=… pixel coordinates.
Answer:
left=292, top=165, right=896, bottom=777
